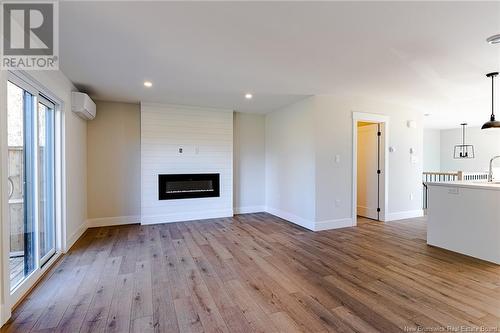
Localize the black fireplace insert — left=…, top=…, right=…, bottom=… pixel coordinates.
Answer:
left=158, top=173, right=220, bottom=200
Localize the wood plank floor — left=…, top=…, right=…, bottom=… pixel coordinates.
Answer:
left=2, top=213, right=499, bottom=332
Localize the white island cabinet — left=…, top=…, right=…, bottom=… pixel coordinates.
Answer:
left=426, top=181, right=500, bottom=264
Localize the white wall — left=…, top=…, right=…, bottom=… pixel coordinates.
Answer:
left=265, top=97, right=316, bottom=230
left=265, top=95, right=424, bottom=230
left=141, top=103, right=233, bottom=224
left=86, top=107, right=264, bottom=224
left=313, top=95, right=423, bottom=224
left=87, top=101, right=141, bottom=226
left=440, top=127, right=500, bottom=173
left=423, top=129, right=441, bottom=171
left=233, top=112, right=265, bottom=213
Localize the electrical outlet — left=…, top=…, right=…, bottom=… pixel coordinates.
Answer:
left=410, top=193, right=414, bottom=201
left=335, top=199, right=341, bottom=207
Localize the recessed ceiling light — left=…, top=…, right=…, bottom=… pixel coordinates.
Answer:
left=245, top=93, right=253, bottom=99
left=486, top=34, right=500, bottom=44
left=144, top=81, right=153, bottom=87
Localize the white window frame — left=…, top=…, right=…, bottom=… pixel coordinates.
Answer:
left=37, top=95, right=57, bottom=267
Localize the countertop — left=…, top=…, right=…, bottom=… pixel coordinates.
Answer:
left=425, top=181, right=500, bottom=191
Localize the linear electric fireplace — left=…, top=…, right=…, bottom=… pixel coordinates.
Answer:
left=158, top=173, right=220, bottom=200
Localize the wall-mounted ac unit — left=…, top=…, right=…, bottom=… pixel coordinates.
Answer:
left=71, top=92, right=96, bottom=120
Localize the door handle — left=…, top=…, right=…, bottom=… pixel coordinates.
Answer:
left=8, top=176, right=14, bottom=199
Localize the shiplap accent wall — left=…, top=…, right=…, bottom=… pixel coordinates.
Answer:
left=141, top=103, right=233, bottom=224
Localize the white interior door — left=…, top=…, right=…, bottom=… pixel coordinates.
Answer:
left=357, top=123, right=380, bottom=220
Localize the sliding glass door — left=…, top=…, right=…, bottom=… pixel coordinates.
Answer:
left=38, top=97, right=56, bottom=266
left=7, top=77, right=57, bottom=291
left=7, top=81, right=36, bottom=289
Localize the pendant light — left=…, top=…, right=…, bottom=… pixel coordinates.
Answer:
left=453, top=123, right=474, bottom=159
left=481, top=72, right=500, bottom=130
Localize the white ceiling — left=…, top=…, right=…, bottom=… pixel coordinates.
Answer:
left=60, top=1, right=500, bottom=129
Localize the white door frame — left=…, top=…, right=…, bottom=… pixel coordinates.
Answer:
left=352, top=112, right=389, bottom=224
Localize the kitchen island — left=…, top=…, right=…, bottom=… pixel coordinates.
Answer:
left=426, top=181, right=500, bottom=264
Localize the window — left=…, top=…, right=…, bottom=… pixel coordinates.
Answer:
left=6, top=74, right=59, bottom=293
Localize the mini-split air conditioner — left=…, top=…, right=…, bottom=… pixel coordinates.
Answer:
left=71, top=92, right=96, bottom=120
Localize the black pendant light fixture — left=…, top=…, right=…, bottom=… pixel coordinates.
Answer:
left=454, top=123, right=474, bottom=159
left=481, top=72, right=500, bottom=130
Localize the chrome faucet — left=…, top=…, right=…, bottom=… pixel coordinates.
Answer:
left=488, top=155, right=500, bottom=182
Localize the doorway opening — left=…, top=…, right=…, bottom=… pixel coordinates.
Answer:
left=352, top=112, right=389, bottom=225
left=357, top=121, right=382, bottom=220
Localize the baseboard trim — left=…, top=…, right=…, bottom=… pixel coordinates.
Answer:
left=0, top=304, right=11, bottom=327
left=264, top=208, right=357, bottom=232
left=81, top=209, right=359, bottom=235
left=385, top=209, right=424, bottom=221
left=65, top=220, right=88, bottom=253
left=141, top=209, right=233, bottom=225
left=265, top=207, right=315, bottom=231
left=315, top=218, right=354, bottom=231
left=87, top=215, right=141, bottom=228
left=234, top=206, right=265, bottom=214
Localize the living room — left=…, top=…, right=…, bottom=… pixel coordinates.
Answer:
left=0, top=2, right=499, bottom=332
